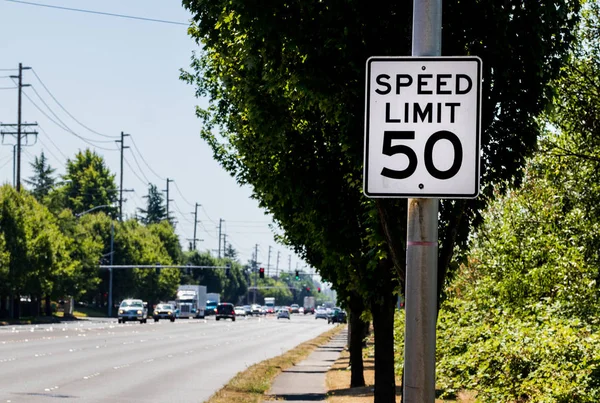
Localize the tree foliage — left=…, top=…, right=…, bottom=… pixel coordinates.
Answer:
left=63, top=149, right=118, bottom=217
left=24, top=152, right=56, bottom=201
left=138, top=183, right=167, bottom=225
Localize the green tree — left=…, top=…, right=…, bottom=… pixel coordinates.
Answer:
left=184, top=251, right=224, bottom=293
left=182, top=1, right=580, bottom=400
left=224, top=244, right=238, bottom=260
left=24, top=152, right=56, bottom=201
left=148, top=220, right=183, bottom=265
left=63, top=149, right=118, bottom=217
left=222, top=259, right=248, bottom=303
left=138, top=183, right=167, bottom=225
left=0, top=185, right=79, bottom=318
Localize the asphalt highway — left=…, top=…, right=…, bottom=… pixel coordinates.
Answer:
left=0, top=313, right=331, bottom=403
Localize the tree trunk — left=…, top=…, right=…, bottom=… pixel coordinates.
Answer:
left=348, top=294, right=366, bottom=387
left=372, top=283, right=397, bottom=403
left=45, top=295, right=52, bottom=316
left=12, top=295, right=20, bottom=319
left=32, top=295, right=40, bottom=317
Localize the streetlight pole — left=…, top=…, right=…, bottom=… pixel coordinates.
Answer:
left=75, top=204, right=115, bottom=317
left=108, top=222, right=114, bottom=317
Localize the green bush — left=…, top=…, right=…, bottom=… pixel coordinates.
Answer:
left=435, top=300, right=600, bottom=402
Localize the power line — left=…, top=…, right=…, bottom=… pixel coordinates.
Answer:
left=37, top=138, right=67, bottom=168
left=197, top=220, right=216, bottom=238
left=0, top=157, right=11, bottom=170
left=37, top=125, right=68, bottom=160
left=123, top=157, right=148, bottom=185
left=20, top=88, right=116, bottom=151
left=27, top=85, right=113, bottom=144
left=172, top=200, right=195, bottom=225
left=129, top=136, right=165, bottom=181
left=200, top=205, right=217, bottom=225
left=126, top=148, right=152, bottom=184
left=5, top=0, right=190, bottom=26
left=30, top=69, right=118, bottom=139
left=172, top=181, right=194, bottom=207
left=0, top=87, right=18, bottom=90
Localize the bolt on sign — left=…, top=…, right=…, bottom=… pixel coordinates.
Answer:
left=363, top=57, right=482, bottom=198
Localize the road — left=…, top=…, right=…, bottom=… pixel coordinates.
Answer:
left=0, top=313, right=332, bottom=403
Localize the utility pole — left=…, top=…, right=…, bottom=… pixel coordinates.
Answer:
left=192, top=203, right=200, bottom=250
left=288, top=255, right=291, bottom=272
left=15, top=63, right=28, bottom=192
left=164, top=178, right=174, bottom=222
left=222, top=233, right=228, bottom=257
left=254, top=244, right=259, bottom=304
left=276, top=251, right=280, bottom=278
left=217, top=218, right=224, bottom=258
left=115, top=131, right=130, bottom=221
left=0, top=63, right=37, bottom=193
left=267, top=245, right=272, bottom=277
left=108, top=221, right=114, bottom=317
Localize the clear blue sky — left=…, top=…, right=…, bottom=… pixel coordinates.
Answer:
left=0, top=0, right=312, bottom=275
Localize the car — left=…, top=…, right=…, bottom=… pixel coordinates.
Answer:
left=315, top=307, right=328, bottom=320
left=153, top=303, right=176, bottom=322
left=216, top=302, right=236, bottom=321
left=327, top=308, right=347, bottom=324
left=298, top=307, right=304, bottom=314
left=243, top=305, right=252, bottom=316
left=118, top=299, right=148, bottom=323
left=234, top=306, right=246, bottom=316
left=290, top=304, right=300, bottom=314
left=251, top=304, right=262, bottom=315
left=277, top=309, right=290, bottom=319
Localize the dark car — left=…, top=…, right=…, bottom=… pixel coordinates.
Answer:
left=327, top=308, right=347, bottom=324
left=216, top=302, right=236, bottom=321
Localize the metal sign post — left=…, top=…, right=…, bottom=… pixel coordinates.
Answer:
left=404, top=1, right=441, bottom=402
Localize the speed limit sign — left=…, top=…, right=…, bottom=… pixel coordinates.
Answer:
left=363, top=56, right=482, bottom=198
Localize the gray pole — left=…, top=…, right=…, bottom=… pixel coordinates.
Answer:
left=253, top=244, right=258, bottom=304
left=108, top=221, right=114, bottom=317
left=117, top=132, right=129, bottom=221
left=267, top=246, right=272, bottom=277
left=403, top=0, right=441, bottom=402
left=218, top=218, right=223, bottom=258
left=12, top=144, right=16, bottom=187
left=165, top=178, right=173, bottom=223
left=193, top=203, right=199, bottom=250
left=16, top=63, right=23, bottom=192
left=276, top=251, right=280, bottom=278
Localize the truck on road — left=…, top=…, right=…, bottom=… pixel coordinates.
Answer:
left=176, top=285, right=207, bottom=319
left=303, top=296, right=315, bottom=314
left=264, top=297, right=275, bottom=314
left=206, top=292, right=221, bottom=315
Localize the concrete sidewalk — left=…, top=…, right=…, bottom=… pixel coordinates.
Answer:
left=263, top=326, right=347, bottom=402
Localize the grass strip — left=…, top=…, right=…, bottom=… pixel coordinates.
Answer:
left=206, top=324, right=346, bottom=403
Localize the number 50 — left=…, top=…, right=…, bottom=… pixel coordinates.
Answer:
left=381, top=130, right=463, bottom=180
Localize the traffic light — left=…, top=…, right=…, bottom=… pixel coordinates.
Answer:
left=306, top=287, right=311, bottom=292
left=295, top=270, right=299, bottom=280
left=318, top=287, right=321, bottom=293
left=259, top=267, right=265, bottom=278
left=225, top=264, right=231, bottom=277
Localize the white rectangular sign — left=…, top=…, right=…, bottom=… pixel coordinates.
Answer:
left=364, top=57, right=482, bottom=198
